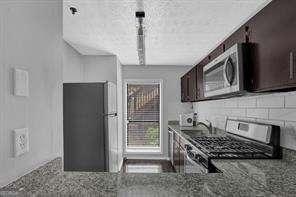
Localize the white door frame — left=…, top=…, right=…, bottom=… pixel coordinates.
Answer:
left=123, top=79, right=163, bottom=155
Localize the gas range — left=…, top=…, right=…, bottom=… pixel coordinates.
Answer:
left=189, top=136, right=271, bottom=159
left=184, top=119, right=282, bottom=173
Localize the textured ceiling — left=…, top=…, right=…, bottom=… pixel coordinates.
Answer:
left=63, top=0, right=271, bottom=66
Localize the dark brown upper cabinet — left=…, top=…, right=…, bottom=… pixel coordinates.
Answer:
left=180, top=0, right=296, bottom=102
left=208, top=46, right=223, bottom=63
left=246, top=0, right=296, bottom=91
left=224, top=26, right=247, bottom=50
left=196, top=64, right=205, bottom=101
left=187, top=67, right=197, bottom=101
left=181, top=67, right=197, bottom=102
left=181, top=75, right=187, bottom=102
left=181, top=64, right=205, bottom=102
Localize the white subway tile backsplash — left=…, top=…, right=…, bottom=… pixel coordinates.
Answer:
left=246, top=108, right=268, bottom=119
left=238, top=117, right=257, bottom=122
left=257, top=95, right=284, bottom=108
left=269, top=109, right=296, bottom=121
left=193, top=90, right=296, bottom=150
left=238, top=97, right=256, bottom=108
left=215, top=99, right=225, bottom=107
left=220, top=108, right=232, bottom=116
left=231, top=108, right=246, bottom=117
left=224, top=98, right=238, bottom=108
left=285, top=94, right=296, bottom=108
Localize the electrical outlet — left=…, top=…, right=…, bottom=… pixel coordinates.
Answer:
left=13, top=128, right=29, bottom=157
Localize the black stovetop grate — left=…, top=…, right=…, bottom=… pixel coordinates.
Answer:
left=190, top=136, right=269, bottom=159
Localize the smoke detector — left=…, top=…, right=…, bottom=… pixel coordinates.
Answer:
left=69, top=6, right=78, bottom=15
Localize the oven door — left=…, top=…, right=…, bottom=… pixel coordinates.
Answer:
left=184, top=152, right=208, bottom=174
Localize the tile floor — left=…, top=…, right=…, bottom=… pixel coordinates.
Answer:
left=122, top=160, right=175, bottom=173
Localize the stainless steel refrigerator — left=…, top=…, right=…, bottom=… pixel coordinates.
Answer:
left=63, top=82, right=118, bottom=172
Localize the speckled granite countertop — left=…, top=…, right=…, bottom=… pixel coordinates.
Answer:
left=0, top=157, right=272, bottom=196
left=169, top=122, right=296, bottom=197
left=0, top=123, right=295, bottom=196
left=212, top=152, right=296, bottom=197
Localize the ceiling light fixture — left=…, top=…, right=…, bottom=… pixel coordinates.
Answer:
left=135, top=11, right=146, bottom=66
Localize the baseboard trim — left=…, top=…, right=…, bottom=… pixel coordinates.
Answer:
left=0, top=155, right=59, bottom=188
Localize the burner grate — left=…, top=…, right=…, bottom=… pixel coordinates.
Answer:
left=190, top=136, right=268, bottom=158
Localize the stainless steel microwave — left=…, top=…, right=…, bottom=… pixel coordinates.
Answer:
left=203, top=44, right=245, bottom=98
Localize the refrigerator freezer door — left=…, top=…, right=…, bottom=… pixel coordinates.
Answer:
left=63, top=83, right=106, bottom=171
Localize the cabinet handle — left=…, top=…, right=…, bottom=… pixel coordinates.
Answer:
left=290, top=52, right=294, bottom=80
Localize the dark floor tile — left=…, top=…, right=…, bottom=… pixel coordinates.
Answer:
left=122, top=160, right=175, bottom=173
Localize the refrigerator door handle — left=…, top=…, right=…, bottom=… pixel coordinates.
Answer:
left=102, top=112, right=118, bottom=117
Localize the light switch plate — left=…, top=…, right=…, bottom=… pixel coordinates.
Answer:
left=13, top=128, right=29, bottom=157
left=13, top=68, right=29, bottom=97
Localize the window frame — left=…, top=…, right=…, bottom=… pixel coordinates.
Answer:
left=123, top=79, right=163, bottom=155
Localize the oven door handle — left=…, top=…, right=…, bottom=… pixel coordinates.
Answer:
left=186, top=154, right=199, bottom=166
left=185, top=154, right=207, bottom=174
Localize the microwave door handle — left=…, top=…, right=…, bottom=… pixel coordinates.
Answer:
left=223, top=57, right=234, bottom=86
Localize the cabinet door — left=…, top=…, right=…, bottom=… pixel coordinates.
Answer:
left=173, top=140, right=180, bottom=173
left=181, top=75, right=187, bottom=102
left=247, top=0, right=296, bottom=91
left=181, top=67, right=198, bottom=102
left=209, top=46, right=223, bottom=61
left=179, top=146, right=185, bottom=173
left=185, top=74, right=190, bottom=101
left=196, top=65, right=204, bottom=100
left=179, top=137, right=186, bottom=173
left=168, top=130, right=172, bottom=162
left=188, top=67, right=197, bottom=101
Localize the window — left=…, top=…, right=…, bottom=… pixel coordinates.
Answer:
left=125, top=81, right=161, bottom=152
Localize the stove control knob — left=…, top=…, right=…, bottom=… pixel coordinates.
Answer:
left=195, top=154, right=200, bottom=160
left=199, top=157, right=205, bottom=163
left=185, top=144, right=192, bottom=151
left=188, top=152, right=195, bottom=158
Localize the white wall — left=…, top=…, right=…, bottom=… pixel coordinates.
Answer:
left=83, top=56, right=117, bottom=83
left=0, top=0, right=63, bottom=187
left=62, top=42, right=84, bottom=82
left=62, top=44, right=117, bottom=84
left=122, top=65, right=192, bottom=159
left=194, top=91, right=296, bottom=150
